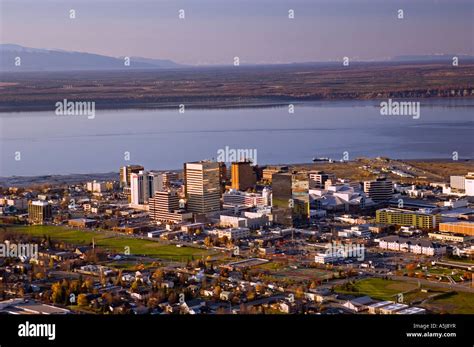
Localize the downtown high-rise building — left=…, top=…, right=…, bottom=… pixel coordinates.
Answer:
left=28, top=200, right=52, bottom=224
left=363, top=177, right=394, bottom=202
left=309, top=171, right=336, bottom=189
left=147, top=171, right=164, bottom=197
left=184, top=161, right=221, bottom=213
left=129, top=170, right=169, bottom=206
left=130, top=171, right=149, bottom=205
left=231, top=161, right=256, bottom=191
left=149, top=190, right=192, bottom=223
left=120, top=165, right=144, bottom=187
left=271, top=172, right=309, bottom=227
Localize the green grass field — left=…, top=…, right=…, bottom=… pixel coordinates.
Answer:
left=335, top=278, right=474, bottom=313
left=423, top=292, right=474, bottom=314
left=335, top=278, right=418, bottom=301
left=4, top=225, right=212, bottom=261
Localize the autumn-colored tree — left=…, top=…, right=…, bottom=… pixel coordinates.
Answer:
left=295, top=286, right=305, bottom=299
left=51, top=282, right=64, bottom=304
left=204, top=236, right=213, bottom=248
left=213, top=285, right=222, bottom=297
left=77, top=294, right=88, bottom=307
left=246, top=289, right=256, bottom=301
left=152, top=269, right=164, bottom=282
left=130, top=281, right=139, bottom=293
left=168, top=291, right=177, bottom=304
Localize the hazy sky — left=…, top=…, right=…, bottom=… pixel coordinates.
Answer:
left=1, top=0, right=473, bottom=65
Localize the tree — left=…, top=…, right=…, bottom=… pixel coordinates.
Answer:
left=204, top=236, right=213, bottom=248
left=168, top=291, right=177, bottom=304
left=130, top=281, right=139, bottom=293
left=213, top=285, right=222, bottom=297
left=295, top=286, right=305, bottom=299
left=246, top=289, right=256, bottom=301
left=152, top=269, right=164, bottom=282
left=51, top=282, right=64, bottom=304
left=77, top=294, right=88, bottom=307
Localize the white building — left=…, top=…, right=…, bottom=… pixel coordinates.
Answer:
left=378, top=236, right=446, bottom=256
left=223, top=190, right=266, bottom=207
left=218, top=227, right=250, bottom=241
left=310, top=184, right=374, bottom=211
left=220, top=215, right=248, bottom=228
left=339, top=225, right=372, bottom=239
left=86, top=180, right=107, bottom=193
left=130, top=171, right=149, bottom=205
left=450, top=175, right=465, bottom=192
left=465, top=172, right=474, bottom=196
left=262, top=187, right=272, bottom=206
left=314, top=252, right=340, bottom=264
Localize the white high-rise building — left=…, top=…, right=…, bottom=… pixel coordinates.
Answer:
left=131, top=171, right=149, bottom=205
left=262, top=186, right=272, bottom=206
left=465, top=172, right=474, bottom=196
left=185, top=161, right=221, bottom=213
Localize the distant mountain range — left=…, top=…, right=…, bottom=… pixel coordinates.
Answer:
left=390, top=54, right=474, bottom=63
left=1, top=44, right=473, bottom=72
left=0, top=44, right=183, bottom=72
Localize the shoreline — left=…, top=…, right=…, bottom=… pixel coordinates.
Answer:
left=1, top=158, right=472, bottom=187
left=1, top=96, right=473, bottom=114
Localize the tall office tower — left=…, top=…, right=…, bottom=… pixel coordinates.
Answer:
left=363, top=177, right=394, bottom=202
left=130, top=170, right=149, bottom=205
left=291, top=172, right=310, bottom=226
left=309, top=171, right=336, bottom=189
left=272, top=172, right=309, bottom=227
left=28, top=200, right=52, bottom=224
left=149, top=190, right=192, bottom=223
left=218, top=162, right=228, bottom=192
left=231, top=161, right=257, bottom=191
left=147, top=171, right=164, bottom=197
left=271, top=173, right=294, bottom=226
left=184, top=161, right=221, bottom=213
left=120, top=165, right=144, bottom=187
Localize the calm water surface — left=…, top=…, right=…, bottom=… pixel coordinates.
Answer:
left=1, top=99, right=473, bottom=176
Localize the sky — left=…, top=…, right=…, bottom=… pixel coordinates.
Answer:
left=1, top=0, right=473, bottom=65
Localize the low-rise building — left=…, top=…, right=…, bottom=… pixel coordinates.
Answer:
left=378, top=236, right=446, bottom=256
left=376, top=208, right=441, bottom=230
left=439, top=222, right=474, bottom=236
left=379, top=303, right=409, bottom=314
left=218, top=227, right=251, bottom=241
left=428, top=232, right=472, bottom=243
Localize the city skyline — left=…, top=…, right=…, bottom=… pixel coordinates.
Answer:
left=0, top=0, right=473, bottom=343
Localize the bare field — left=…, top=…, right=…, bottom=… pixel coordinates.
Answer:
left=1, top=62, right=473, bottom=111
left=294, top=158, right=474, bottom=183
